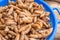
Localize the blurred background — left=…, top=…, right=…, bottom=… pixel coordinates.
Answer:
left=44, top=0, right=60, bottom=40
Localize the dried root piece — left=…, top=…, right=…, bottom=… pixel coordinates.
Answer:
left=33, top=17, right=37, bottom=23
left=4, top=26, right=9, bottom=32
left=0, top=18, right=5, bottom=24
left=34, top=10, right=43, bottom=14
left=18, top=25, right=21, bottom=30
left=40, top=12, right=46, bottom=18
left=4, top=35, right=9, bottom=40
left=18, top=25, right=28, bottom=33
left=17, top=0, right=28, bottom=9
left=5, top=19, right=16, bottom=25
left=45, top=12, right=50, bottom=16
left=24, top=35, right=29, bottom=40
left=18, top=24, right=31, bottom=34
left=28, top=2, right=34, bottom=10
left=8, top=34, right=12, bottom=38
left=29, top=34, right=42, bottom=38
left=9, top=1, right=16, bottom=5
left=31, top=23, right=42, bottom=30
left=17, top=4, right=28, bottom=9
left=22, top=25, right=31, bottom=34
left=29, top=38, right=37, bottom=40
left=14, top=12, right=18, bottom=22
left=8, top=7, right=13, bottom=15
left=0, top=36, right=2, bottom=40
left=15, top=10, right=21, bottom=14
left=38, top=28, right=53, bottom=37
left=0, top=14, right=2, bottom=18
left=41, top=17, right=50, bottom=22
left=0, top=34, right=7, bottom=40
left=9, top=5, right=21, bottom=10
left=8, top=30, right=16, bottom=36
left=17, top=0, right=24, bottom=5
left=17, top=16, right=22, bottom=25
left=0, top=30, right=6, bottom=36
left=0, top=6, right=8, bottom=13
left=40, top=38, right=46, bottom=40
left=14, top=26, right=18, bottom=33
left=0, top=25, right=5, bottom=30
left=31, top=28, right=38, bottom=34
left=25, top=0, right=34, bottom=2
left=8, top=26, right=14, bottom=30
left=22, top=17, right=33, bottom=24
left=38, top=19, right=50, bottom=28
left=15, top=34, right=20, bottom=40
left=30, top=8, right=34, bottom=13
left=20, top=33, right=25, bottom=40
left=8, top=15, right=14, bottom=19
left=23, top=9, right=31, bottom=16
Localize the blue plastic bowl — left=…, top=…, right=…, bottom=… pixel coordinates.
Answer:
left=0, top=0, right=60, bottom=40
